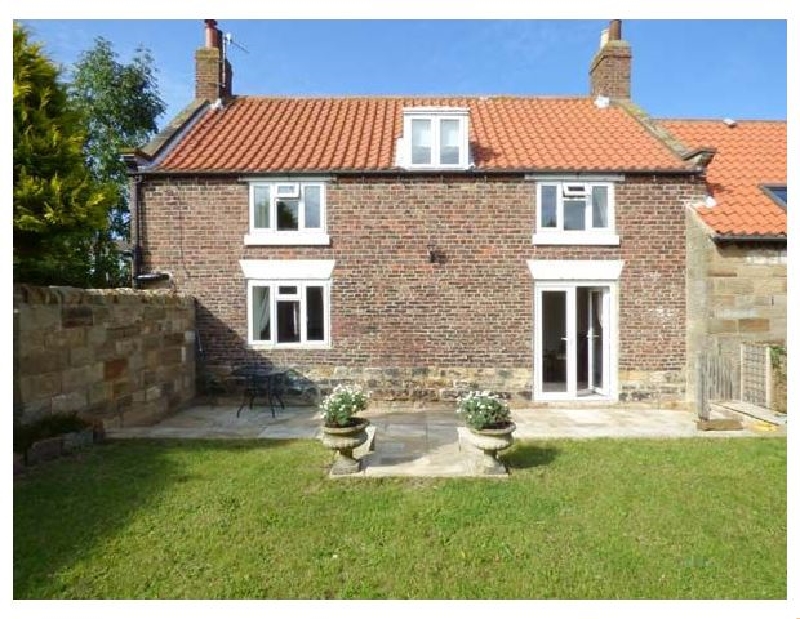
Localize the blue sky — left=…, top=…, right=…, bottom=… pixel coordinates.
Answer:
left=20, top=19, right=787, bottom=130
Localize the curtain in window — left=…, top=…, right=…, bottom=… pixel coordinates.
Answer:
left=592, top=186, right=608, bottom=228
left=411, top=119, right=432, bottom=165
left=440, top=119, right=460, bottom=164
left=253, top=186, right=270, bottom=228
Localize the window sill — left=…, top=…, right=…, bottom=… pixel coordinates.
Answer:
left=532, top=232, right=620, bottom=246
left=244, top=232, right=331, bottom=246
left=249, top=342, right=331, bottom=350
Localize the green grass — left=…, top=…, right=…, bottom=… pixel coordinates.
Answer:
left=13, top=437, right=786, bottom=599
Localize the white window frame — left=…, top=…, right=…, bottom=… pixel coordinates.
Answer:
left=241, top=259, right=334, bottom=349
left=532, top=181, right=620, bottom=246
left=527, top=259, right=623, bottom=402
left=247, top=280, right=331, bottom=349
left=402, top=107, right=470, bottom=170
left=245, top=180, right=330, bottom=246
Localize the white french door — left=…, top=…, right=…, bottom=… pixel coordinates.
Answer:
left=534, top=283, right=614, bottom=401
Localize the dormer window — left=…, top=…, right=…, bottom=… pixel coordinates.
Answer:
left=401, top=108, right=469, bottom=169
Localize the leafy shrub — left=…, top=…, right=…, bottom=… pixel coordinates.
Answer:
left=457, top=391, right=512, bottom=430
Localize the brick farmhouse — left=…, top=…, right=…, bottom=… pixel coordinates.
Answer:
left=125, top=19, right=786, bottom=408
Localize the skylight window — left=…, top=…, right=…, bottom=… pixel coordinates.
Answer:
left=763, top=185, right=787, bottom=209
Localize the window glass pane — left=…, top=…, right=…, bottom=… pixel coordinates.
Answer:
left=252, top=286, right=271, bottom=341
left=540, top=185, right=558, bottom=228
left=253, top=186, right=270, bottom=229
left=440, top=119, right=460, bottom=165
left=411, top=119, right=432, bottom=165
left=592, top=186, right=609, bottom=228
left=564, top=199, right=587, bottom=230
left=277, top=198, right=299, bottom=231
left=278, top=286, right=298, bottom=295
left=306, top=286, right=325, bottom=341
left=304, top=185, right=321, bottom=228
left=277, top=300, right=300, bottom=343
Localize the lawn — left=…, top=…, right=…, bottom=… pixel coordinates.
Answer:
left=13, top=437, right=786, bottom=599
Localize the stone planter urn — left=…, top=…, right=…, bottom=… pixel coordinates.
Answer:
left=468, top=422, right=516, bottom=475
left=321, top=417, right=370, bottom=476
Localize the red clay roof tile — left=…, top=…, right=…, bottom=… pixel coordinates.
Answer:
left=156, top=95, right=690, bottom=173
left=659, top=119, right=786, bottom=236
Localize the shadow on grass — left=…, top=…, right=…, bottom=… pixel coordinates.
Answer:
left=502, top=442, right=558, bottom=469
left=12, top=438, right=303, bottom=599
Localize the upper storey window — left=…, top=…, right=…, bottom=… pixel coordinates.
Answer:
left=401, top=108, right=470, bottom=170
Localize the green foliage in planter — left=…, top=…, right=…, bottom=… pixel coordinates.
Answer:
left=320, top=385, right=369, bottom=428
left=457, top=391, right=512, bottom=430
left=13, top=412, right=92, bottom=454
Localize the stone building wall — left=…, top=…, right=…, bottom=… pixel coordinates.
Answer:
left=13, top=285, right=196, bottom=427
left=137, top=173, right=704, bottom=405
left=685, top=210, right=787, bottom=404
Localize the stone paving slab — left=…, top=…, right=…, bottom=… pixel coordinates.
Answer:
left=106, top=404, right=785, bottom=478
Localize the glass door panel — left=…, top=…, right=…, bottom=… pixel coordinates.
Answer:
left=541, top=290, right=567, bottom=393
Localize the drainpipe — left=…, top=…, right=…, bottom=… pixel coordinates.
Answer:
left=131, top=172, right=143, bottom=288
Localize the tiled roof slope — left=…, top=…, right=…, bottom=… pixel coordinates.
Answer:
left=155, top=96, right=692, bottom=173
left=659, top=120, right=786, bottom=236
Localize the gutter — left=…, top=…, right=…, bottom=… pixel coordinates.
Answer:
left=135, top=166, right=705, bottom=178
left=713, top=234, right=787, bottom=242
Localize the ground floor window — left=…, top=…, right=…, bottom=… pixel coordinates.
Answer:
left=248, top=280, right=330, bottom=347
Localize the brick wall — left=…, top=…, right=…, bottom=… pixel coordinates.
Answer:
left=137, top=173, right=703, bottom=404
left=13, top=285, right=196, bottom=427
left=589, top=41, right=632, bottom=100
left=685, top=210, right=787, bottom=403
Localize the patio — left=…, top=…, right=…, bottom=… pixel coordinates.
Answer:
left=106, top=403, right=783, bottom=477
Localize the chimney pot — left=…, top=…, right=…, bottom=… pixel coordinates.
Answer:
left=204, top=19, right=219, bottom=49
left=608, top=19, right=622, bottom=41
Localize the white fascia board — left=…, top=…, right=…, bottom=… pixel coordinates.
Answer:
left=526, top=259, right=624, bottom=281
left=239, top=259, right=335, bottom=281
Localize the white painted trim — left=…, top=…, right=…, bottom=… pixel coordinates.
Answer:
left=535, top=181, right=617, bottom=240
left=244, top=232, right=331, bottom=246
left=239, top=259, right=335, bottom=281
left=526, top=259, right=624, bottom=281
left=248, top=181, right=327, bottom=238
left=532, top=282, right=619, bottom=403
left=247, top=279, right=332, bottom=349
left=531, top=232, right=620, bottom=246
left=526, top=173, right=626, bottom=182
left=402, top=109, right=470, bottom=170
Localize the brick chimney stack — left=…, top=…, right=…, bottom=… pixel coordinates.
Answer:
left=589, top=19, right=631, bottom=100
left=195, top=19, right=233, bottom=101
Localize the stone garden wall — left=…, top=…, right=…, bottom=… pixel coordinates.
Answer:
left=13, top=285, right=196, bottom=427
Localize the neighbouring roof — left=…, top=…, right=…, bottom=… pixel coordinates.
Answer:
left=151, top=96, right=695, bottom=174
left=658, top=119, right=787, bottom=237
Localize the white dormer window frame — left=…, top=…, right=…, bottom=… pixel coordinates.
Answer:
left=402, top=107, right=470, bottom=170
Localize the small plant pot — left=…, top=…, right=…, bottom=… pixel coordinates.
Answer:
left=321, top=417, right=370, bottom=476
left=468, top=422, right=516, bottom=475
